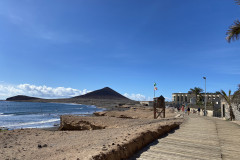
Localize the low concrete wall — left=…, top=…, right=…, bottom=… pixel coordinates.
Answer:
left=179, top=109, right=214, bottom=117
left=199, top=110, right=213, bottom=117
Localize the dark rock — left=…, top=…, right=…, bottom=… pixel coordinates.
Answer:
left=0, top=127, right=8, bottom=131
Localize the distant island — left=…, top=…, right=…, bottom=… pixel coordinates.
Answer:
left=6, top=95, right=40, bottom=101
left=6, top=87, right=138, bottom=108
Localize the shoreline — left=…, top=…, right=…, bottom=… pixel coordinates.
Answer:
left=0, top=101, right=107, bottom=130
left=0, top=104, right=181, bottom=160
left=0, top=100, right=133, bottom=131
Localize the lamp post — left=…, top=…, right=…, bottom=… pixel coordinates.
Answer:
left=203, top=77, right=207, bottom=116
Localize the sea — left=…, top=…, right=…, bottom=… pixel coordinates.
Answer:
left=0, top=101, right=104, bottom=130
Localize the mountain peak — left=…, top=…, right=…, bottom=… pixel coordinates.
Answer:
left=73, top=87, right=130, bottom=100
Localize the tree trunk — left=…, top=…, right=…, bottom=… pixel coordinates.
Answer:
left=229, top=105, right=235, bottom=121
left=195, top=94, right=197, bottom=104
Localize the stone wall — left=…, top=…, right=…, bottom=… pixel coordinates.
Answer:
left=221, top=100, right=240, bottom=121
left=232, top=104, right=240, bottom=120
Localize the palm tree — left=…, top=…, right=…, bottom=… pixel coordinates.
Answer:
left=226, top=0, right=240, bottom=42
left=219, top=89, right=240, bottom=120
left=189, top=87, right=203, bottom=104
left=226, top=20, right=240, bottom=42
left=236, top=0, right=240, bottom=5
left=215, top=91, right=221, bottom=95
left=234, top=84, right=240, bottom=105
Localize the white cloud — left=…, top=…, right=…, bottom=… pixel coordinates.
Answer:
left=124, top=93, right=152, bottom=101
left=124, top=93, right=171, bottom=102
left=0, top=83, right=157, bottom=102
left=0, top=84, right=90, bottom=100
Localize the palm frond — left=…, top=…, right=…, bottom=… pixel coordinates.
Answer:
left=189, top=87, right=203, bottom=94
left=226, top=20, right=240, bottom=42
left=235, top=0, right=240, bottom=5
left=215, top=91, right=221, bottom=95
left=232, top=90, right=240, bottom=100
left=220, top=90, right=230, bottom=104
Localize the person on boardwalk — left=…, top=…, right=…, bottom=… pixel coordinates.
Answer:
left=187, top=107, right=190, bottom=115
left=181, top=105, right=185, bottom=117
left=178, top=107, right=180, bottom=112
left=181, top=105, right=184, bottom=112
left=197, top=107, right=200, bottom=115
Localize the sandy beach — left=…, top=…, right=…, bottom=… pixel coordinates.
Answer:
left=0, top=106, right=183, bottom=160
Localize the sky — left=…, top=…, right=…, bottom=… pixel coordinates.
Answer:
left=0, top=0, right=240, bottom=101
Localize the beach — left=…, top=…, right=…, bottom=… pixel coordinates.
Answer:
left=0, top=101, right=104, bottom=130
left=0, top=105, right=183, bottom=160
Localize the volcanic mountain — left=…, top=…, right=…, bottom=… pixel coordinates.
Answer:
left=73, top=87, right=130, bottom=100
left=6, top=95, right=40, bottom=101
left=5, top=87, right=137, bottom=108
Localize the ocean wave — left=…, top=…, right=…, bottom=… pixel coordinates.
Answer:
left=49, top=102, right=83, bottom=106
left=24, top=125, right=54, bottom=129
left=0, top=114, right=15, bottom=117
left=85, top=105, right=97, bottom=109
left=68, top=103, right=82, bottom=106
left=3, top=118, right=60, bottom=127
left=74, top=111, right=94, bottom=115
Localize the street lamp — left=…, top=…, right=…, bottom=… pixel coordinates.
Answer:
left=203, top=77, right=206, bottom=116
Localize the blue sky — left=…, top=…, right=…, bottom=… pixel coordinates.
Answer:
left=0, top=0, right=240, bottom=101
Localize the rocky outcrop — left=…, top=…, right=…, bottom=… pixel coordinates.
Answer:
left=0, top=127, right=8, bottom=131
left=93, top=112, right=107, bottom=116
left=59, top=116, right=106, bottom=131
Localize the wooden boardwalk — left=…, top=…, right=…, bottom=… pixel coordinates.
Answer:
left=130, top=115, right=240, bottom=160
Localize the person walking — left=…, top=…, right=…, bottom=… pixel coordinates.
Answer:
left=181, top=105, right=184, bottom=112
left=187, top=107, right=190, bottom=115
left=181, top=105, right=185, bottom=117
left=197, top=107, right=200, bottom=115
left=177, top=106, right=180, bottom=112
